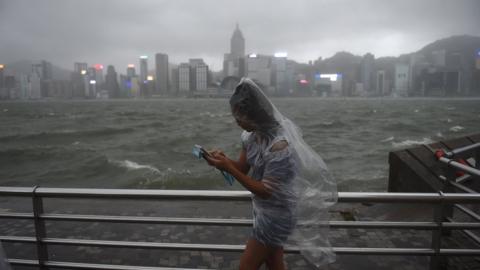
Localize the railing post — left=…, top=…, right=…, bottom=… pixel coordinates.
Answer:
left=430, top=192, right=447, bottom=270
left=32, top=186, right=48, bottom=270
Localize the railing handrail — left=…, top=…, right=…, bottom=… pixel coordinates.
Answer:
left=2, top=186, right=480, bottom=270
left=1, top=186, right=480, bottom=203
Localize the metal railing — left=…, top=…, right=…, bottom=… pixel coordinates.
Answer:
left=1, top=187, right=480, bottom=270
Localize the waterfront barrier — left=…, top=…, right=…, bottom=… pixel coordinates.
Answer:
left=1, top=188, right=480, bottom=270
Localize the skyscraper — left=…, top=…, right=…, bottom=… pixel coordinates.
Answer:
left=139, top=56, right=148, bottom=83
left=126, top=64, right=136, bottom=78
left=94, top=64, right=104, bottom=85
left=74, top=62, right=88, bottom=73
left=105, top=65, right=120, bottom=98
left=223, top=24, right=246, bottom=77
left=178, top=63, right=190, bottom=92
left=155, top=53, right=169, bottom=95
left=360, top=53, right=375, bottom=95
left=190, top=59, right=208, bottom=91
left=230, top=23, right=245, bottom=58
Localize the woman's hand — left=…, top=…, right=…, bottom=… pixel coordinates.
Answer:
left=205, top=152, right=234, bottom=172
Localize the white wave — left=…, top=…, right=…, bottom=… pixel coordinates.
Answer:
left=113, top=160, right=161, bottom=174
left=435, top=132, right=444, bottom=138
left=72, top=141, right=80, bottom=145
left=450, top=126, right=465, bottom=132
left=447, top=118, right=452, bottom=123
left=446, top=107, right=456, bottom=111
left=381, top=136, right=395, bottom=142
left=414, top=109, right=419, bottom=113
left=392, top=137, right=434, bottom=148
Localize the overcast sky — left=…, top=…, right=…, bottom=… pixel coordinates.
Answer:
left=1, top=0, right=479, bottom=72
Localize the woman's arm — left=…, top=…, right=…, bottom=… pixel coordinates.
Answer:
left=206, top=153, right=270, bottom=199
left=209, top=149, right=250, bottom=174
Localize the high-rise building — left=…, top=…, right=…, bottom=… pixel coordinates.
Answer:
left=190, top=59, right=208, bottom=91
left=273, top=53, right=288, bottom=95
left=155, top=53, right=169, bottom=95
left=74, top=62, right=88, bottom=73
left=231, top=23, right=245, bottom=58
left=41, top=60, right=53, bottom=80
left=360, top=53, right=375, bottom=94
left=223, top=24, right=246, bottom=77
left=127, top=64, right=136, bottom=78
left=94, top=64, right=104, bottom=85
left=105, top=65, right=120, bottom=98
left=394, top=63, right=410, bottom=97
left=178, top=63, right=191, bottom=92
left=246, top=54, right=272, bottom=89
left=139, top=56, right=148, bottom=83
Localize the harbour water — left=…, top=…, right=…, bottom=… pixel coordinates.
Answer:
left=0, top=98, right=479, bottom=191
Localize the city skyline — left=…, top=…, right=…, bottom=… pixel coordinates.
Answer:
left=1, top=0, right=479, bottom=72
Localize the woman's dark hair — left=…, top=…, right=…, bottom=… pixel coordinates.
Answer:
left=229, top=79, right=279, bottom=131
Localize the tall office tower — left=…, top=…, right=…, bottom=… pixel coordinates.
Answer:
left=0, top=64, right=4, bottom=88
left=273, top=53, right=288, bottom=95
left=189, top=59, right=208, bottom=91
left=223, top=24, right=246, bottom=77
left=41, top=60, right=53, bottom=80
left=360, top=53, right=375, bottom=94
left=105, top=65, right=120, bottom=98
left=94, top=64, right=104, bottom=85
left=230, top=23, right=245, bottom=58
left=74, top=62, right=88, bottom=73
left=139, top=56, right=148, bottom=83
left=126, top=64, right=136, bottom=78
left=178, top=63, right=191, bottom=92
left=155, top=53, right=169, bottom=95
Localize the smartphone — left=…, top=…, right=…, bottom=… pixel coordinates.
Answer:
left=193, top=144, right=211, bottom=160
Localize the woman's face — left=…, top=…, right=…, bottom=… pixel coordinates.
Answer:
left=233, top=113, right=256, bottom=132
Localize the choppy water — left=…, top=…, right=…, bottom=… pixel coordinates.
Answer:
left=0, top=98, right=479, bottom=191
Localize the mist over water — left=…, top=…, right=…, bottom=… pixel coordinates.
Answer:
left=0, top=98, right=479, bottom=191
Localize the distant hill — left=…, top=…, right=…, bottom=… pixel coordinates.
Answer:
left=418, top=35, right=480, bottom=56
left=4, top=60, right=72, bottom=80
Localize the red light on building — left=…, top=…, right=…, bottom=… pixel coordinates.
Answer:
left=94, top=64, right=104, bottom=70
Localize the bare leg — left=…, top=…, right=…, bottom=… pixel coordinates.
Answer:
left=265, top=246, right=286, bottom=270
left=239, top=238, right=271, bottom=270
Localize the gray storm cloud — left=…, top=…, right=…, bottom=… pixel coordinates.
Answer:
left=0, top=0, right=479, bottom=71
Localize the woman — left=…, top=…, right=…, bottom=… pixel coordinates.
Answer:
left=206, top=78, right=337, bottom=269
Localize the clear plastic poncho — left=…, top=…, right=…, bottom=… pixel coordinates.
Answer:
left=230, top=78, right=337, bottom=268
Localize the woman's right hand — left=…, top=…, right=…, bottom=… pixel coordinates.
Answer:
left=205, top=149, right=226, bottom=167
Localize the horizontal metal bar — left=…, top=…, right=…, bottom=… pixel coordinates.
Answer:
left=40, top=214, right=253, bottom=226
left=8, top=259, right=213, bottom=270
left=0, top=212, right=34, bottom=219
left=34, top=188, right=253, bottom=200
left=3, top=187, right=480, bottom=203
left=330, top=221, right=437, bottom=229
left=438, top=157, right=480, bottom=177
left=41, top=214, right=440, bottom=229
left=0, top=186, right=35, bottom=196
left=43, top=238, right=248, bottom=252
left=332, top=247, right=434, bottom=255
left=44, top=261, right=214, bottom=270
left=442, top=222, right=480, bottom=229
left=8, top=258, right=38, bottom=266
left=439, top=249, right=480, bottom=256
left=454, top=204, right=480, bottom=221
left=4, top=237, right=478, bottom=257
left=445, top=143, right=480, bottom=158
left=0, top=235, right=36, bottom=243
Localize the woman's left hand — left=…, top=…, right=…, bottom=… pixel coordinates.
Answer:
left=205, top=153, right=235, bottom=172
